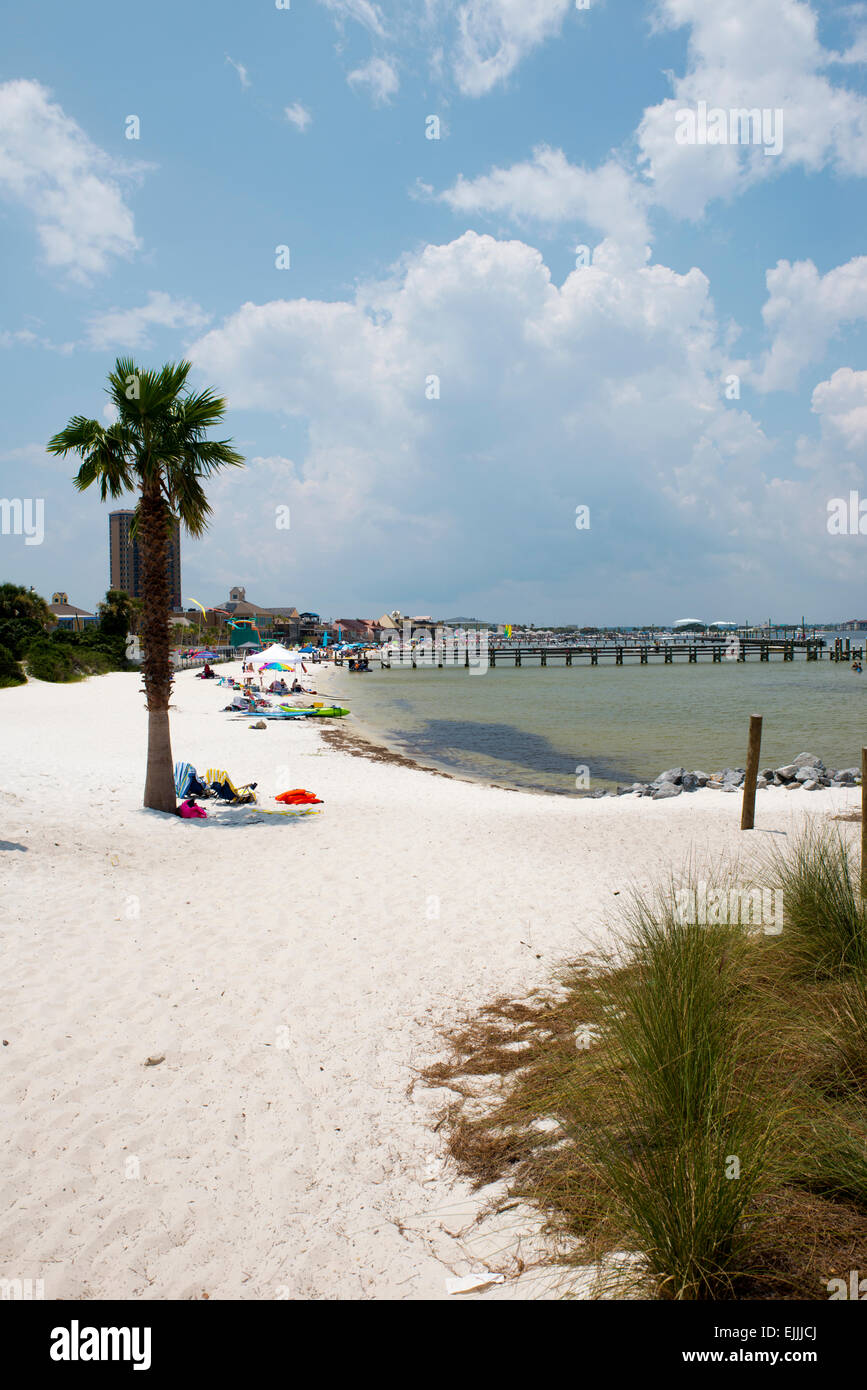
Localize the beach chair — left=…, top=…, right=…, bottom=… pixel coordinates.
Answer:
left=205, top=768, right=258, bottom=804
left=174, top=762, right=210, bottom=799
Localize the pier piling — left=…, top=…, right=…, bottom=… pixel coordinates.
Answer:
left=741, top=714, right=763, bottom=831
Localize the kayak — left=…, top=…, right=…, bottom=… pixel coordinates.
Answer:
left=250, top=705, right=350, bottom=720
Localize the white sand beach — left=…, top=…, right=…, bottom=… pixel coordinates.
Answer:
left=0, top=666, right=860, bottom=1300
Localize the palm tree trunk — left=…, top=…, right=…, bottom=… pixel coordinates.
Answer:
left=139, top=482, right=177, bottom=812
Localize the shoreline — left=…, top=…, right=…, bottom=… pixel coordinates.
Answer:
left=318, top=661, right=863, bottom=804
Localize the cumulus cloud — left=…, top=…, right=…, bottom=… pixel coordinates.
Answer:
left=439, top=147, right=651, bottom=261
left=755, top=256, right=867, bottom=392
left=186, top=230, right=844, bottom=615
left=85, top=291, right=212, bottom=350
left=0, top=78, right=141, bottom=281
left=638, top=0, right=867, bottom=219
left=348, top=57, right=400, bottom=104
left=811, top=367, right=867, bottom=451
left=284, top=102, right=313, bottom=132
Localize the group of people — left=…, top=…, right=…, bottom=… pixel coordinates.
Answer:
left=347, top=656, right=370, bottom=672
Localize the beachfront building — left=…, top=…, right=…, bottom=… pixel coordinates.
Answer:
left=299, top=612, right=324, bottom=645
left=109, top=510, right=181, bottom=610
left=334, top=618, right=378, bottom=643
left=202, top=588, right=316, bottom=647
left=47, top=593, right=98, bottom=631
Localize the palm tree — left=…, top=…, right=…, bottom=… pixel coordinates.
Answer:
left=48, top=359, right=244, bottom=812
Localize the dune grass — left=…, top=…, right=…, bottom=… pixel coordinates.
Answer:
left=425, top=825, right=867, bottom=1299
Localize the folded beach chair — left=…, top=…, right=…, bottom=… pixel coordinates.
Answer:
left=174, top=761, right=210, bottom=799
left=205, top=768, right=258, bottom=804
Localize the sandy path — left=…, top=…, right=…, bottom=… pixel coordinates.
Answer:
left=0, top=666, right=859, bottom=1299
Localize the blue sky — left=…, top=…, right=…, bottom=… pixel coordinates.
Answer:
left=1, top=0, right=866, bottom=623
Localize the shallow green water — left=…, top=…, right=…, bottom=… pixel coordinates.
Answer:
left=332, top=654, right=867, bottom=795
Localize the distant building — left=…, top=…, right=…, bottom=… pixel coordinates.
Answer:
left=110, top=510, right=181, bottom=610
left=216, top=588, right=312, bottom=646
left=48, top=592, right=97, bottom=630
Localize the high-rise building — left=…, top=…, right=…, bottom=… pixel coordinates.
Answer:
left=109, top=510, right=182, bottom=610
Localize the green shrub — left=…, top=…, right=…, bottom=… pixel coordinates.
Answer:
left=26, top=639, right=79, bottom=682
left=0, top=642, right=25, bottom=687
left=26, top=639, right=117, bottom=682
left=767, top=823, right=867, bottom=976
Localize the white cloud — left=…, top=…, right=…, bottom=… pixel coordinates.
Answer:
left=637, top=0, right=867, bottom=219
left=439, top=147, right=650, bottom=261
left=226, top=56, right=251, bottom=89
left=187, top=230, right=844, bottom=615
left=755, top=255, right=867, bottom=391
left=348, top=57, right=400, bottom=104
left=0, top=78, right=141, bottom=281
left=811, top=367, right=867, bottom=450
left=317, top=0, right=387, bottom=36
left=85, top=291, right=211, bottom=350
left=284, top=102, right=313, bottom=132
left=453, top=0, right=573, bottom=96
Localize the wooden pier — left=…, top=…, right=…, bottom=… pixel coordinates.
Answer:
left=379, top=638, right=862, bottom=670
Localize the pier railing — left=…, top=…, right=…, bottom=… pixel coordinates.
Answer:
left=378, top=638, right=855, bottom=669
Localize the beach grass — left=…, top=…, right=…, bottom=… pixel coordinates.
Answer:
left=425, top=826, right=867, bottom=1298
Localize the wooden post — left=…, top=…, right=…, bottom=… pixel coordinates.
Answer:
left=862, top=748, right=867, bottom=900
left=741, top=714, right=763, bottom=830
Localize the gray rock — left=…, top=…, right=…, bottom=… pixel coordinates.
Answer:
left=691, top=771, right=710, bottom=786
left=775, top=764, right=799, bottom=781
left=721, top=784, right=739, bottom=793
left=706, top=780, right=723, bottom=790
left=681, top=772, right=700, bottom=791
left=654, top=767, right=686, bottom=785
left=589, top=789, right=606, bottom=799
left=761, top=769, right=775, bottom=781
left=652, top=783, right=683, bottom=800
left=803, top=779, right=822, bottom=791
left=792, top=752, right=822, bottom=768
left=836, top=767, right=860, bottom=781
left=755, top=775, right=768, bottom=789
left=785, top=780, right=801, bottom=790
left=794, top=767, right=815, bottom=783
